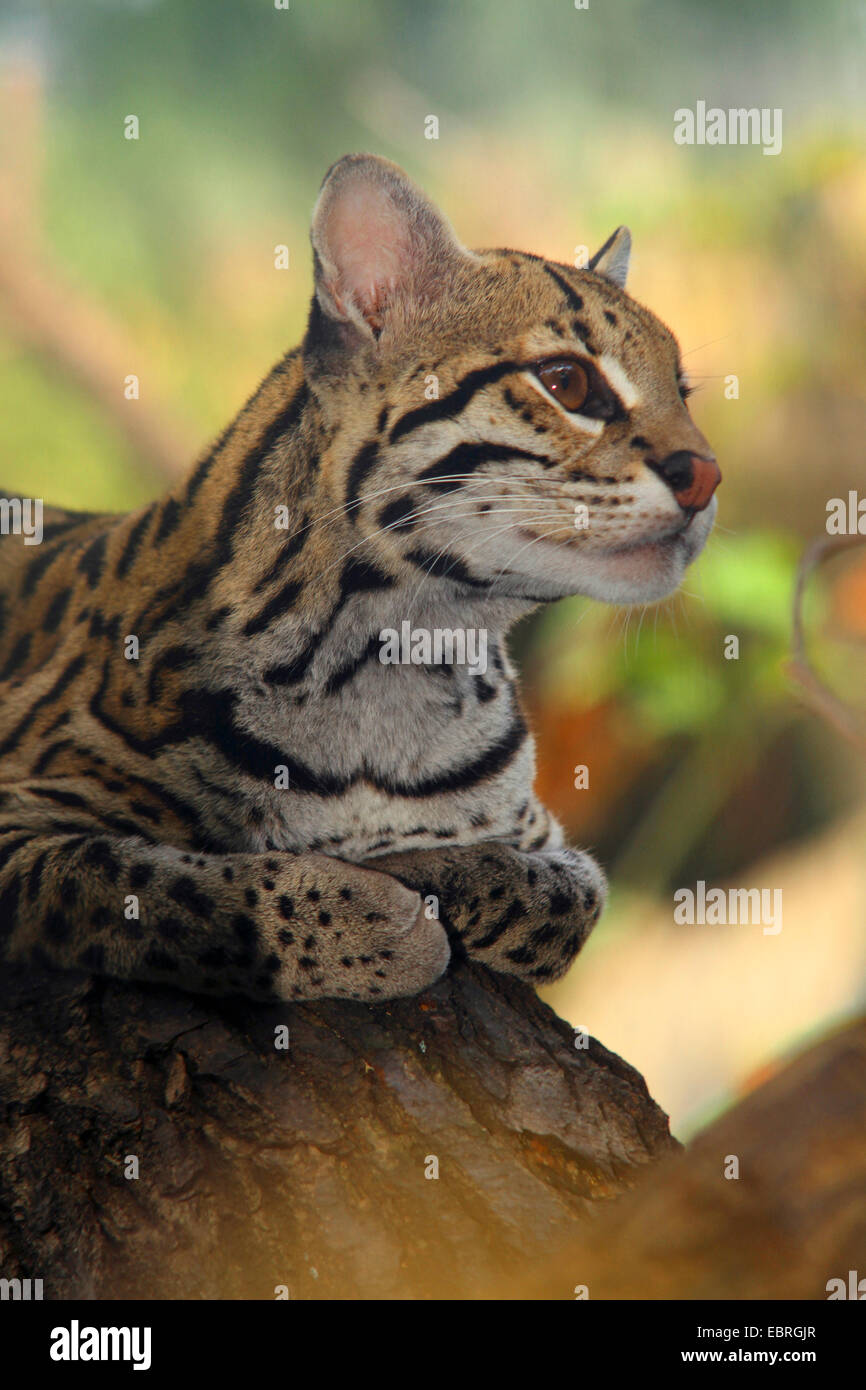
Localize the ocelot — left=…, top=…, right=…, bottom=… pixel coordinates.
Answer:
left=0, top=154, right=719, bottom=1003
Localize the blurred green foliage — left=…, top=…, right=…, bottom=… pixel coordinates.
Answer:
left=534, top=532, right=808, bottom=736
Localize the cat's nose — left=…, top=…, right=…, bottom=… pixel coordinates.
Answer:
left=651, top=451, right=721, bottom=512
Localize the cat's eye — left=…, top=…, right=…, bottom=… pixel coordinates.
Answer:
left=536, top=359, right=589, bottom=412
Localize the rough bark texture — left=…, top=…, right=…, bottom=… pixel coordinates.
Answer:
left=0, top=958, right=676, bottom=1300
left=518, top=1016, right=866, bottom=1300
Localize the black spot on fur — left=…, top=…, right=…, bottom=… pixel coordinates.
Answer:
left=83, top=840, right=120, bottom=877
left=506, top=944, right=537, bottom=965
left=530, top=921, right=559, bottom=947
left=232, top=913, right=259, bottom=945
left=549, top=890, right=574, bottom=916
left=168, top=875, right=213, bottom=919
left=129, top=862, right=154, bottom=889
left=378, top=494, right=417, bottom=530
left=205, top=605, right=232, bottom=631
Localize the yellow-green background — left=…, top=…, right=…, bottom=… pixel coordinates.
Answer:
left=2, top=0, right=864, bottom=1134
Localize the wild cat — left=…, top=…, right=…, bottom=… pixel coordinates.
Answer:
left=0, top=154, right=719, bottom=1002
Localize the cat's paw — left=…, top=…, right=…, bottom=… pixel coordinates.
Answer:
left=261, top=859, right=450, bottom=1002
left=357, top=898, right=452, bottom=1001
left=368, top=842, right=605, bottom=987
left=462, top=845, right=606, bottom=984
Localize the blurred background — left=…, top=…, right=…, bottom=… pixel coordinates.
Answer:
left=0, top=0, right=864, bottom=1137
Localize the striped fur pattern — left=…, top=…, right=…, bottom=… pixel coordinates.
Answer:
left=0, top=155, right=716, bottom=1002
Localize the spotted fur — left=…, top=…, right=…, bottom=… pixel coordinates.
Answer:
left=0, top=155, right=717, bottom=1002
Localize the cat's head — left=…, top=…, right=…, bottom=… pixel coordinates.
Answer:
left=303, top=154, right=719, bottom=605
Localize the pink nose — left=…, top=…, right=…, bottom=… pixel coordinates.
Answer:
left=652, top=451, right=721, bottom=513
left=677, top=455, right=722, bottom=512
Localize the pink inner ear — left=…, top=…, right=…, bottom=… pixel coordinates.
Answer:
left=325, top=185, right=412, bottom=321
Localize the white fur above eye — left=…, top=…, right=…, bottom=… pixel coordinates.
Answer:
left=598, top=354, right=640, bottom=409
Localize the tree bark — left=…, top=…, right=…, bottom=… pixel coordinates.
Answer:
left=518, top=1015, right=866, bottom=1300
left=0, top=958, right=677, bottom=1300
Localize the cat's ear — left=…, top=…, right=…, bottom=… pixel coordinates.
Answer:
left=310, top=154, right=468, bottom=340
left=588, top=226, right=631, bottom=289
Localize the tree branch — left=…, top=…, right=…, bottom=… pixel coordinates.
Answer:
left=0, top=958, right=676, bottom=1299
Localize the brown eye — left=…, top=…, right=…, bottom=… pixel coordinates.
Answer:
left=537, top=358, right=589, bottom=412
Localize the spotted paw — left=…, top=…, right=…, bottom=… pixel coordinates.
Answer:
left=361, top=842, right=606, bottom=987
left=258, top=857, right=450, bottom=1002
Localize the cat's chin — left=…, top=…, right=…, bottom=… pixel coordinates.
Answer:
left=492, top=501, right=715, bottom=605
left=581, top=533, right=697, bottom=603
left=590, top=502, right=716, bottom=602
